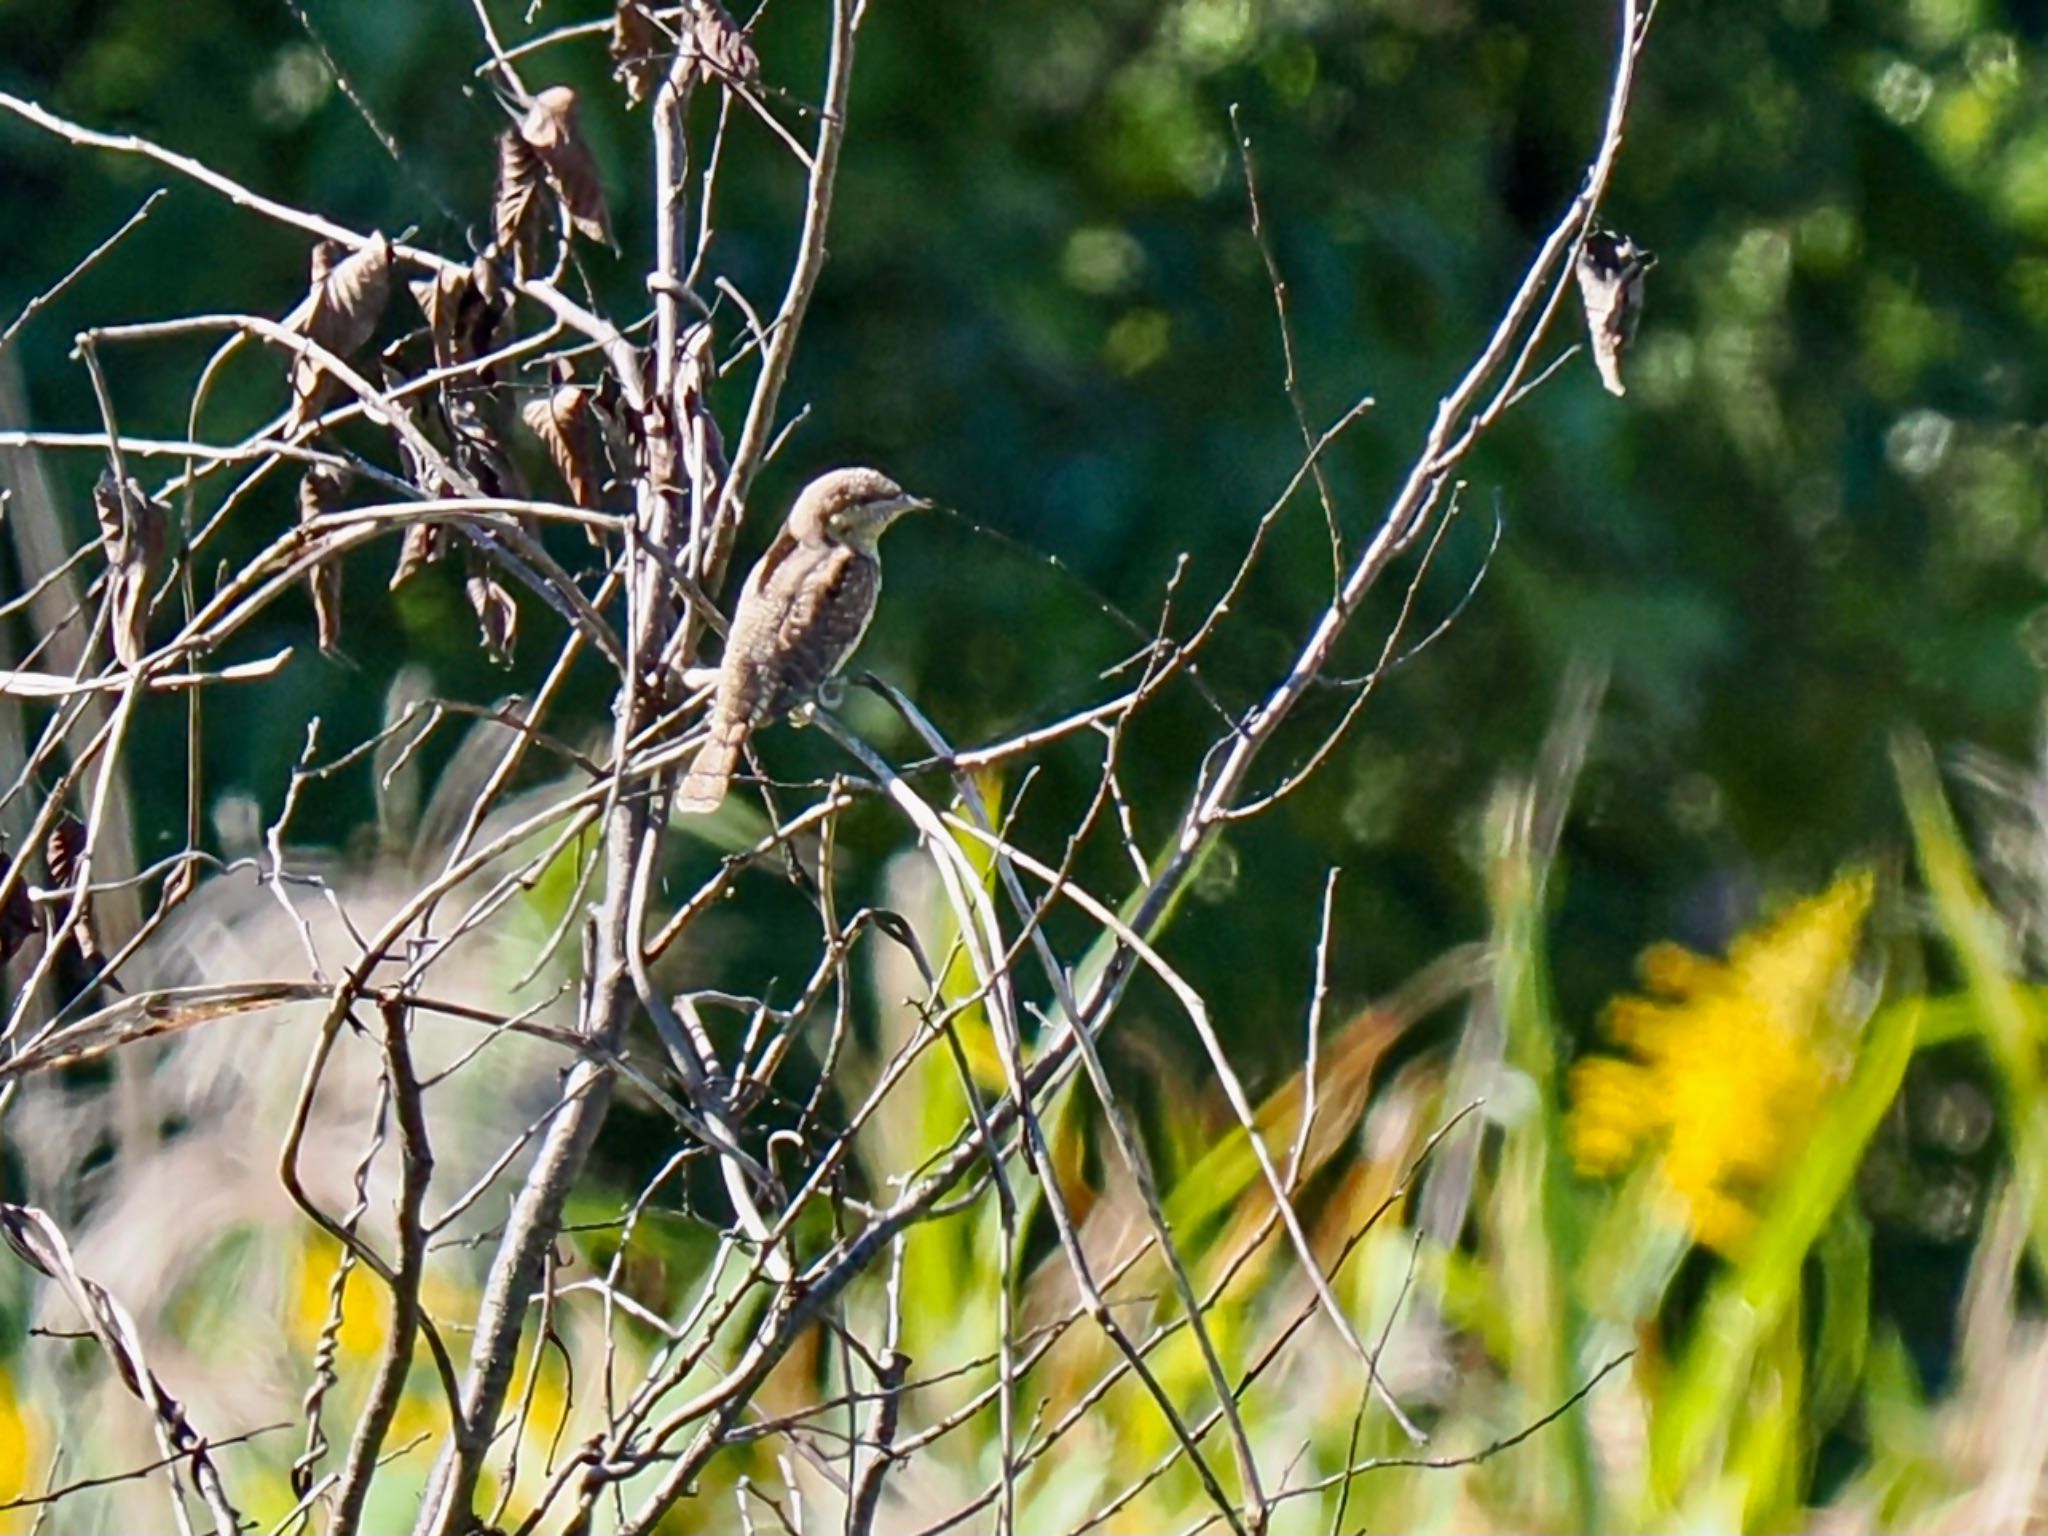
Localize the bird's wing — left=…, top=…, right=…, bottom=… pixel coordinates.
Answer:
left=715, top=538, right=810, bottom=728
left=770, top=545, right=880, bottom=710
left=749, top=526, right=801, bottom=594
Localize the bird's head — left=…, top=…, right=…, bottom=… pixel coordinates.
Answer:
left=789, top=467, right=928, bottom=554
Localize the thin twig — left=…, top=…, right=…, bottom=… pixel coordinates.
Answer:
left=0, top=187, right=166, bottom=355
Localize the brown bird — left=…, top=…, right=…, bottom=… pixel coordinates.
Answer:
left=676, top=467, right=927, bottom=814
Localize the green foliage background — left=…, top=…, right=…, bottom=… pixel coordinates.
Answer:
left=2, top=0, right=2045, bottom=1522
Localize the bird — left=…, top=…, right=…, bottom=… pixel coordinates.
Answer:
left=675, top=467, right=928, bottom=814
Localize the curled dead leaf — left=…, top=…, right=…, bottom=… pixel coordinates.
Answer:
left=391, top=520, right=449, bottom=590
left=409, top=257, right=506, bottom=373
left=590, top=371, right=638, bottom=498
left=298, top=462, right=353, bottom=654
left=92, top=470, right=167, bottom=671
left=446, top=389, right=527, bottom=501
left=465, top=553, right=518, bottom=666
left=614, top=0, right=759, bottom=99
left=519, top=87, right=613, bottom=248
left=611, top=0, right=663, bottom=106
left=384, top=384, right=453, bottom=586
left=684, top=0, right=760, bottom=90
left=285, top=232, right=393, bottom=432
left=0, top=851, right=37, bottom=965
left=522, top=361, right=604, bottom=520
left=1575, top=228, right=1656, bottom=398
left=471, top=248, right=504, bottom=310
left=409, top=268, right=462, bottom=365
left=44, top=814, right=95, bottom=964
left=44, top=815, right=83, bottom=893
left=493, top=128, right=546, bottom=274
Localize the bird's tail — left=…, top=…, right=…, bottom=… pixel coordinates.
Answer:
left=675, top=726, right=744, bottom=815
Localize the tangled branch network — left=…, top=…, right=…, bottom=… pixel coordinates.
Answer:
left=0, top=1, right=1654, bottom=1531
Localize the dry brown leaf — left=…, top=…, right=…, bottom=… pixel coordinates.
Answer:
left=493, top=128, right=546, bottom=273
left=408, top=268, right=461, bottom=364
left=408, top=264, right=506, bottom=373
left=44, top=814, right=95, bottom=964
left=43, top=815, right=82, bottom=893
left=285, top=232, right=393, bottom=431
left=434, top=254, right=506, bottom=370
left=391, top=520, right=449, bottom=590
left=590, top=371, right=638, bottom=493
left=1575, top=228, right=1656, bottom=398
left=298, top=462, right=353, bottom=653
left=685, top=0, right=760, bottom=89
left=92, top=470, right=167, bottom=670
left=384, top=386, right=453, bottom=586
left=0, top=851, right=37, bottom=965
left=611, top=0, right=663, bottom=106
left=471, top=248, right=505, bottom=311
left=465, top=554, right=518, bottom=666
left=613, top=1, right=758, bottom=103
left=0, top=982, right=321, bottom=1083
left=522, top=361, right=604, bottom=517
left=447, top=390, right=527, bottom=501
left=519, top=87, right=613, bottom=248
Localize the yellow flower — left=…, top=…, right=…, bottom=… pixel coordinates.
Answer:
left=1568, top=870, right=1875, bottom=1254
left=291, top=1232, right=389, bottom=1361
left=0, top=1368, right=34, bottom=1484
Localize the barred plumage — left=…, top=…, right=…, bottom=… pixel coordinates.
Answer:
left=676, top=468, right=925, bottom=814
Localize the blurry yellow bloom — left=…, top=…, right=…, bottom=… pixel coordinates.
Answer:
left=292, top=1233, right=389, bottom=1361
left=0, top=1366, right=44, bottom=1510
left=1568, top=871, right=1875, bottom=1254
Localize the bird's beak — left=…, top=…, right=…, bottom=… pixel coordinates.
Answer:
left=863, top=492, right=930, bottom=529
